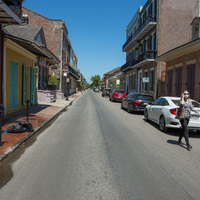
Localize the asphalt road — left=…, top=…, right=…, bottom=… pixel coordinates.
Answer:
left=0, top=89, right=200, bottom=200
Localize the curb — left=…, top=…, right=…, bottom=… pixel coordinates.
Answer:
left=0, top=94, right=81, bottom=161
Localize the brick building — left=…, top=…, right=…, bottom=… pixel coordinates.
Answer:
left=157, top=17, right=200, bottom=101
left=22, top=7, right=79, bottom=96
left=121, top=0, right=199, bottom=98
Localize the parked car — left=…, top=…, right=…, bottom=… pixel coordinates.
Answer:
left=109, top=89, right=127, bottom=102
left=95, top=87, right=99, bottom=92
left=121, top=93, right=154, bottom=113
left=144, top=96, right=200, bottom=132
left=102, top=88, right=111, bottom=97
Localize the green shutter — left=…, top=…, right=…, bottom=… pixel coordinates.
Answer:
left=30, top=67, right=34, bottom=104
left=22, top=65, right=27, bottom=106
left=10, top=61, right=18, bottom=109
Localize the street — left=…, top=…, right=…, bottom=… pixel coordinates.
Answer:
left=0, top=89, right=200, bottom=200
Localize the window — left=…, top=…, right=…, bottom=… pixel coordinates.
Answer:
left=167, top=69, right=173, bottom=96
left=187, top=64, right=195, bottom=99
left=159, top=98, right=169, bottom=106
left=153, top=98, right=161, bottom=105
left=175, top=67, right=182, bottom=97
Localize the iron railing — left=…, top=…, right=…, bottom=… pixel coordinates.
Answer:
left=123, top=15, right=156, bottom=51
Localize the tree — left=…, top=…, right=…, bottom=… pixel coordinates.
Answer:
left=90, top=75, right=101, bottom=87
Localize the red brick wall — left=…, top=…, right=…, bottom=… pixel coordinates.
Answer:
left=157, top=0, right=199, bottom=56
left=22, top=7, right=62, bottom=59
left=165, top=50, right=200, bottom=101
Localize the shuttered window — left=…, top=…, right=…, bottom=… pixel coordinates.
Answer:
left=175, top=67, right=182, bottom=97
left=167, top=69, right=173, bottom=96
left=187, top=64, right=195, bottom=99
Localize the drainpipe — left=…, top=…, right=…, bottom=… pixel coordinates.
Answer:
left=0, top=25, right=3, bottom=105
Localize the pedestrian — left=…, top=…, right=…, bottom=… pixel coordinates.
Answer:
left=178, top=90, right=199, bottom=150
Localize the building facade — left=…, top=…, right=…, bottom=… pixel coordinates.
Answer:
left=157, top=18, right=200, bottom=101
left=22, top=7, right=79, bottom=96
left=121, top=0, right=200, bottom=98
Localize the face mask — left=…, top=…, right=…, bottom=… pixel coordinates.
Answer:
left=184, top=94, right=189, bottom=98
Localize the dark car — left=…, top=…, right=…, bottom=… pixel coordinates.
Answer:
left=121, top=92, right=154, bottom=113
left=102, top=88, right=111, bottom=97
left=109, top=89, right=127, bottom=102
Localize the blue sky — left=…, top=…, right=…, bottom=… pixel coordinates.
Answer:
left=23, top=0, right=147, bottom=82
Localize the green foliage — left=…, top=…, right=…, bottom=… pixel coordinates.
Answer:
left=48, top=75, right=57, bottom=86
left=90, top=75, right=101, bottom=87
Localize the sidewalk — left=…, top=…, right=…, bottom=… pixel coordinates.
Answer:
left=0, top=92, right=82, bottom=161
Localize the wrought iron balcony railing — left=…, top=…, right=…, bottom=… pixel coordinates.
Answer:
left=2, top=0, right=22, bottom=18
left=121, top=50, right=157, bottom=71
left=134, top=15, right=156, bottom=39
left=123, top=15, right=156, bottom=51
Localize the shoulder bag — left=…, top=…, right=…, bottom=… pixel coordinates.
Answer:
left=175, top=105, right=185, bottom=120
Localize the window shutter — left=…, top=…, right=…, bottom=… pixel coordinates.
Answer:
left=22, top=65, right=26, bottom=106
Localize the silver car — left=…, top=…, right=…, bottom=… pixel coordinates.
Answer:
left=144, top=96, right=200, bottom=132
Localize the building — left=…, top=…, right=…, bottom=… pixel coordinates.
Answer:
left=0, top=0, right=22, bottom=106
left=121, top=0, right=200, bottom=98
left=156, top=17, right=200, bottom=101
left=103, top=67, right=121, bottom=89
left=22, top=7, right=79, bottom=97
left=4, top=24, right=60, bottom=103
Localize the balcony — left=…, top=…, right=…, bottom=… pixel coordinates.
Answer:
left=0, top=0, right=22, bottom=24
left=123, top=15, right=157, bottom=52
left=64, top=65, right=79, bottom=80
left=121, top=61, right=131, bottom=72
left=121, top=50, right=157, bottom=72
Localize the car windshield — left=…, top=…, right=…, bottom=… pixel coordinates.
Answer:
left=136, top=95, right=154, bottom=101
left=115, top=90, right=125, bottom=93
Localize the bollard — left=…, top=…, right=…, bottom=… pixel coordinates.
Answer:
left=0, top=104, right=5, bottom=146
left=26, top=100, right=31, bottom=122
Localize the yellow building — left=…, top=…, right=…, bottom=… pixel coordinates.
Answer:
left=3, top=38, right=37, bottom=114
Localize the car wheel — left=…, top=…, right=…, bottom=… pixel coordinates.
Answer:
left=121, top=102, right=124, bottom=109
left=144, top=110, right=149, bottom=121
left=127, top=104, right=131, bottom=113
left=159, top=116, right=168, bottom=132
left=109, top=97, right=111, bottom=101
left=111, top=97, right=114, bottom=102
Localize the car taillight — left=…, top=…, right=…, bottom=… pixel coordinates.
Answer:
left=133, top=100, right=141, bottom=104
left=170, top=108, right=177, bottom=115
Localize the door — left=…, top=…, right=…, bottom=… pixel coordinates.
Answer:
left=138, top=70, right=142, bottom=93
left=175, top=67, right=182, bottom=97
left=10, top=61, right=18, bottom=109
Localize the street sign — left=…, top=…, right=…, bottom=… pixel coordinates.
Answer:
left=143, top=77, right=149, bottom=83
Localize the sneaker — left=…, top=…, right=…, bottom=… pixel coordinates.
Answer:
left=178, top=141, right=184, bottom=145
left=187, top=145, right=193, bottom=151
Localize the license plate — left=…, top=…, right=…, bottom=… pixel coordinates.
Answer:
left=143, top=103, right=148, bottom=105
left=191, top=115, right=199, bottom=120
left=118, top=95, right=123, bottom=97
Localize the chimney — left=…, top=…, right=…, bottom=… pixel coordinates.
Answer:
left=21, top=14, right=29, bottom=26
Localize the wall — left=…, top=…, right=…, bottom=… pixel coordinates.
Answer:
left=165, top=50, right=200, bottom=101
left=4, top=40, right=36, bottom=114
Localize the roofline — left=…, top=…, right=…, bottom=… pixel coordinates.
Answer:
left=156, top=38, right=200, bottom=62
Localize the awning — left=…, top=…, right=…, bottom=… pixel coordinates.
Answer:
left=0, top=1, right=22, bottom=24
